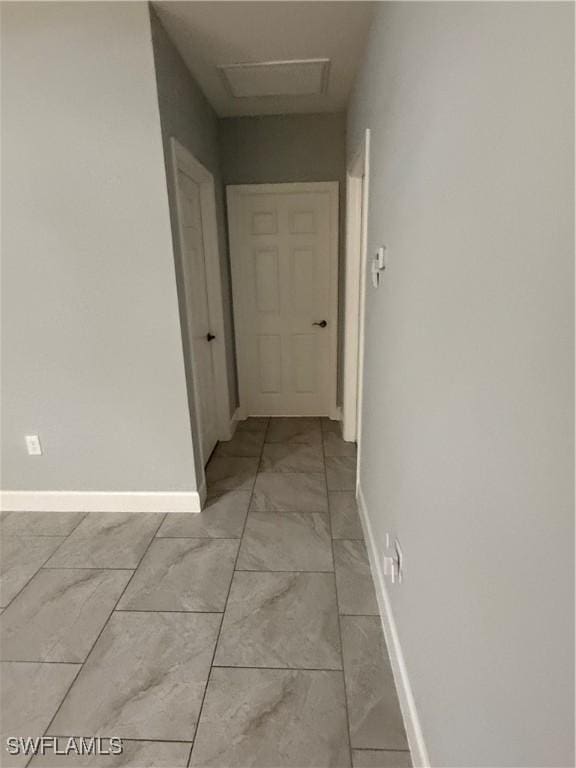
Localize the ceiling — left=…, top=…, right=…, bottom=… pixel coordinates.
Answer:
left=153, top=2, right=375, bottom=117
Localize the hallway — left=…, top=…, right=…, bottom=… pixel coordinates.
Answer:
left=0, top=418, right=410, bottom=768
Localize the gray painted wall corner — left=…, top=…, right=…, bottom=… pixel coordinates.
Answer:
left=1, top=1, right=196, bottom=494
left=149, top=4, right=239, bottom=444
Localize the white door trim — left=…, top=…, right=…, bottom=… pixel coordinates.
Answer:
left=227, top=181, right=339, bottom=420
left=343, top=129, right=371, bottom=454
left=170, top=138, right=231, bottom=465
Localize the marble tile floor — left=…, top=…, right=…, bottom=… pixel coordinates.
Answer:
left=0, top=418, right=410, bottom=768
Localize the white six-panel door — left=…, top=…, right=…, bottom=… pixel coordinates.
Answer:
left=227, top=183, right=338, bottom=417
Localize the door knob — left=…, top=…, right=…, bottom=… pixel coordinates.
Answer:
left=206, top=333, right=216, bottom=342
left=313, top=320, right=327, bottom=328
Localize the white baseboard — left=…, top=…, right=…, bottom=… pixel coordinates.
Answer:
left=356, top=485, right=430, bottom=768
left=330, top=405, right=343, bottom=421
left=1, top=490, right=202, bottom=514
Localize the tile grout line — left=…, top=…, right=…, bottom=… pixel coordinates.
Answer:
left=352, top=747, right=412, bottom=754
left=234, top=568, right=334, bottom=574
left=1, top=658, right=349, bottom=671
left=0, top=513, right=90, bottom=613
left=0, top=512, right=88, bottom=541
left=47, top=735, right=193, bottom=745
left=41, top=566, right=135, bottom=571
left=0, top=660, right=82, bottom=666
left=113, top=608, right=225, bottom=614
left=156, top=535, right=243, bottom=540
left=328, top=489, right=359, bottom=493
left=321, top=418, right=356, bottom=768
left=37, top=512, right=168, bottom=760
left=186, top=416, right=269, bottom=768
left=212, top=664, right=342, bottom=672
left=0, top=533, right=79, bottom=538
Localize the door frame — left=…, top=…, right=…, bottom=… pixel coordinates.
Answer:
left=227, top=181, right=339, bottom=420
left=170, top=137, right=231, bottom=468
left=343, top=129, right=371, bottom=453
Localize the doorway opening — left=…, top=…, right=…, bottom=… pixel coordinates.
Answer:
left=227, top=181, right=340, bottom=420
left=342, top=129, right=371, bottom=458
left=170, top=138, right=232, bottom=472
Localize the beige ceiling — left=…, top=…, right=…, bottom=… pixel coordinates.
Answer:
left=153, top=1, right=375, bottom=117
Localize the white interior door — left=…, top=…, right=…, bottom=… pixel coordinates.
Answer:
left=228, top=183, right=338, bottom=417
left=176, top=168, right=219, bottom=462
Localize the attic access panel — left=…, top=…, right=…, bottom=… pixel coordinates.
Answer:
left=218, top=58, right=330, bottom=98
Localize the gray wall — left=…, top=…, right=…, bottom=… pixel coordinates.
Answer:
left=1, top=1, right=197, bottom=492
left=219, top=113, right=346, bottom=186
left=219, top=113, right=347, bottom=403
left=348, top=3, right=574, bottom=766
left=150, top=6, right=238, bottom=441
